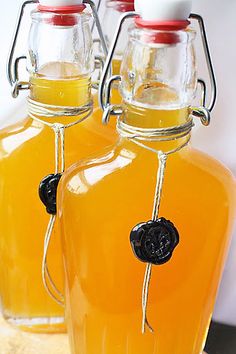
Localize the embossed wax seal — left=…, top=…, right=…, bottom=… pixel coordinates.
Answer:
left=130, top=217, right=179, bottom=265
left=39, top=173, right=62, bottom=215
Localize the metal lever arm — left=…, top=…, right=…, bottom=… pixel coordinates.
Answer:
left=190, top=13, right=217, bottom=113
left=83, top=0, right=108, bottom=57
left=98, top=11, right=137, bottom=111
left=91, top=0, right=101, bottom=33
left=7, top=0, right=38, bottom=87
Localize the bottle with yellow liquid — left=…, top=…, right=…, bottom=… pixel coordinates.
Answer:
left=59, top=1, right=236, bottom=353
left=0, top=0, right=113, bottom=333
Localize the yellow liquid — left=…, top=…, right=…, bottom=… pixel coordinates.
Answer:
left=59, top=102, right=236, bottom=353
left=0, top=62, right=118, bottom=332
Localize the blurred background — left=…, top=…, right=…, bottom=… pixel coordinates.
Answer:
left=0, top=0, right=236, bottom=353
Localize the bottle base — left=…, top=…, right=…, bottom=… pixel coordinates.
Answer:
left=3, top=314, right=66, bottom=334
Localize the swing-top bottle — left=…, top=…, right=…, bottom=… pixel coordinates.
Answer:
left=59, top=0, right=236, bottom=352
left=0, top=0, right=111, bottom=332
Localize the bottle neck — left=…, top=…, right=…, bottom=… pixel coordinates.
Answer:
left=119, top=102, right=192, bottom=152
left=117, top=25, right=196, bottom=150
left=27, top=9, right=93, bottom=122
left=123, top=102, right=190, bottom=128
left=29, top=64, right=91, bottom=107
left=28, top=73, right=92, bottom=125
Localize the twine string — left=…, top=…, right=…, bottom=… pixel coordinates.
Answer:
left=42, top=214, right=64, bottom=306
left=142, top=153, right=167, bottom=334
left=27, top=98, right=92, bottom=306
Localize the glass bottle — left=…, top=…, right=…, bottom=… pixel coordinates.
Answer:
left=0, top=3, right=110, bottom=333
left=59, top=12, right=236, bottom=354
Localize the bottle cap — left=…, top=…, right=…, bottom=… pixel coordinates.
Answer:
left=135, top=0, right=192, bottom=46
left=38, top=0, right=85, bottom=15
left=39, top=0, right=83, bottom=6
left=134, top=0, right=191, bottom=44
left=38, top=0, right=86, bottom=26
left=108, top=0, right=135, bottom=12
left=135, top=0, right=192, bottom=22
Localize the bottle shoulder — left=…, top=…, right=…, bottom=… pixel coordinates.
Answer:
left=61, top=144, right=119, bottom=192
left=60, top=142, right=235, bottom=202
left=0, top=116, right=45, bottom=159
left=182, top=147, right=236, bottom=211
left=185, top=147, right=235, bottom=189
left=0, top=116, right=32, bottom=138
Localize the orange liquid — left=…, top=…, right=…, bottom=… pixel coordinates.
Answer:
left=0, top=62, right=118, bottom=332
left=59, top=102, right=236, bottom=353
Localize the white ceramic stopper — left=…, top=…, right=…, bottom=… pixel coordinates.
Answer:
left=39, top=0, right=83, bottom=7
left=135, top=0, right=192, bottom=21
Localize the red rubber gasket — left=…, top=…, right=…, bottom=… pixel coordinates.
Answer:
left=38, top=4, right=86, bottom=26
left=135, top=17, right=190, bottom=31
left=135, top=17, right=190, bottom=44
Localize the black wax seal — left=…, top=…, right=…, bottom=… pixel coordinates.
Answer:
left=130, top=217, right=179, bottom=265
left=39, top=173, right=62, bottom=215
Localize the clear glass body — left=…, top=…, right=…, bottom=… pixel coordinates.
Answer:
left=0, top=10, right=116, bottom=332
left=28, top=10, right=94, bottom=76
left=120, top=26, right=197, bottom=108
left=59, top=27, right=236, bottom=354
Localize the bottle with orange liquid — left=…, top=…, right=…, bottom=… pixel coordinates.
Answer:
left=59, top=1, right=236, bottom=353
left=0, top=0, right=113, bottom=333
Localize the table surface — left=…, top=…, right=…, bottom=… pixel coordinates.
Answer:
left=206, top=321, right=236, bottom=354
left=0, top=316, right=70, bottom=354
left=1, top=315, right=232, bottom=354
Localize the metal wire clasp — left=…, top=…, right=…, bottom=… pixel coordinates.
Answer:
left=98, top=11, right=137, bottom=124
left=7, top=0, right=37, bottom=97
left=99, top=12, right=217, bottom=127
left=190, top=13, right=217, bottom=126
left=7, top=0, right=108, bottom=98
